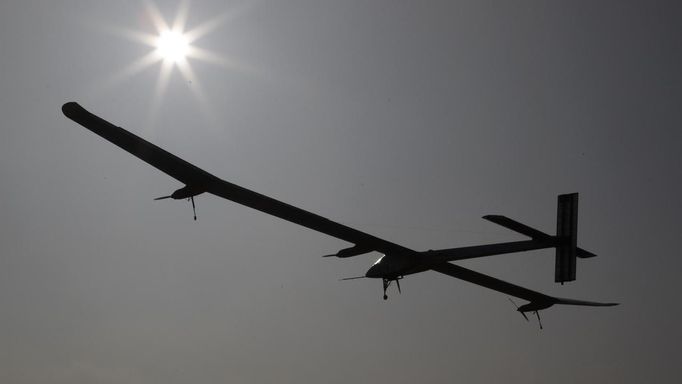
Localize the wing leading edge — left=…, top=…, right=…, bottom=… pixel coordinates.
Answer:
left=61, top=102, right=412, bottom=256
left=430, top=262, right=618, bottom=309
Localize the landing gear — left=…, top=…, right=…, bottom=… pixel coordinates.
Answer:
left=188, top=196, right=197, bottom=220
left=382, top=277, right=403, bottom=300
left=535, top=311, right=543, bottom=330
left=154, top=185, right=202, bottom=221
left=508, top=298, right=544, bottom=329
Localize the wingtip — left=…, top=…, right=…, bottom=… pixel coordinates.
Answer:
left=482, top=214, right=503, bottom=221
left=555, top=297, right=621, bottom=307
left=61, top=101, right=83, bottom=118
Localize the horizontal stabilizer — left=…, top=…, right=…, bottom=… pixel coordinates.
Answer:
left=483, top=215, right=551, bottom=241
left=483, top=215, right=596, bottom=259
left=484, top=194, right=597, bottom=282
left=576, top=248, right=597, bottom=258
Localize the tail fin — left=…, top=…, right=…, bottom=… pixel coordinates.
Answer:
left=555, top=193, right=578, bottom=283
left=483, top=193, right=597, bottom=283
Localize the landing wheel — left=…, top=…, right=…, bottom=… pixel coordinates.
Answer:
left=382, top=278, right=390, bottom=301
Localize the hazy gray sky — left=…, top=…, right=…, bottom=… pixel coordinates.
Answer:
left=1, top=1, right=681, bottom=383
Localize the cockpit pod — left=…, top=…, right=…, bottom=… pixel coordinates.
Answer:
left=365, top=253, right=415, bottom=279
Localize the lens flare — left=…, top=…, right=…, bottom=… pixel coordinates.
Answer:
left=90, top=0, right=252, bottom=129
left=156, top=30, right=189, bottom=63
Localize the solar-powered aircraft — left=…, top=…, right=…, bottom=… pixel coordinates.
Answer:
left=62, top=102, right=617, bottom=328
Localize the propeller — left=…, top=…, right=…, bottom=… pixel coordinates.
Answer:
left=535, top=311, right=543, bottom=330
left=508, top=298, right=529, bottom=321
left=154, top=195, right=197, bottom=220
left=508, top=298, right=545, bottom=329
left=339, top=276, right=366, bottom=281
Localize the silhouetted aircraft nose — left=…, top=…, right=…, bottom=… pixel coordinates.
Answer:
left=365, top=265, right=380, bottom=278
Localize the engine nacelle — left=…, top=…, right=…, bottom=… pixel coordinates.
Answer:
left=325, top=244, right=373, bottom=258
left=518, top=300, right=554, bottom=313
left=170, top=184, right=205, bottom=200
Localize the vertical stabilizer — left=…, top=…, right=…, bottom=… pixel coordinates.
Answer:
left=555, top=193, right=578, bottom=283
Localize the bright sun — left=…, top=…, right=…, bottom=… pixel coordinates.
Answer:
left=98, top=1, right=246, bottom=127
left=156, top=30, right=189, bottom=63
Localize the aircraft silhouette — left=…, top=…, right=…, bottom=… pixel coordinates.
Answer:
left=62, top=102, right=617, bottom=327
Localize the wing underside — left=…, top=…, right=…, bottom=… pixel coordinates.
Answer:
left=430, top=262, right=550, bottom=303
left=207, top=181, right=412, bottom=255
left=62, top=102, right=411, bottom=256
left=431, top=262, right=617, bottom=307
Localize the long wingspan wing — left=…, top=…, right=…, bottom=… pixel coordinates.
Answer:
left=206, top=181, right=413, bottom=255
left=431, top=262, right=618, bottom=307
left=431, top=262, right=550, bottom=303
left=62, top=102, right=413, bottom=256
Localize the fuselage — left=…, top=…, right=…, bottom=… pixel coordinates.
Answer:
left=364, top=238, right=559, bottom=280
left=365, top=253, right=429, bottom=279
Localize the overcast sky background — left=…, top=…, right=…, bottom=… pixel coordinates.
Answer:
left=1, top=1, right=681, bottom=383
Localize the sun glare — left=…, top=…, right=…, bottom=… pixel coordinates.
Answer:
left=94, top=0, right=249, bottom=128
left=156, top=30, right=189, bottom=63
